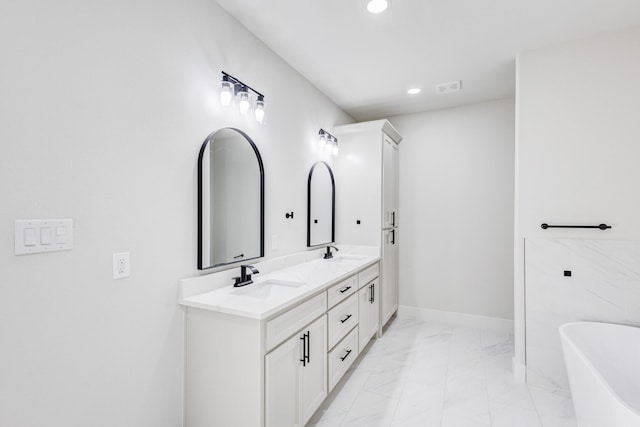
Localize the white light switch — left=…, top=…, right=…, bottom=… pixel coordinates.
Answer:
left=55, top=226, right=68, bottom=244
left=24, top=228, right=37, bottom=246
left=15, top=219, right=73, bottom=255
left=40, top=227, right=52, bottom=245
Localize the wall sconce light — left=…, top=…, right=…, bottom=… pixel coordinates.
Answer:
left=220, top=71, right=266, bottom=124
left=318, top=129, right=339, bottom=156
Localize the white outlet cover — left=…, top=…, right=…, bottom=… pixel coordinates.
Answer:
left=113, top=252, right=130, bottom=279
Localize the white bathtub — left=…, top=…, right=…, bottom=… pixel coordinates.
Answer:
left=559, top=322, right=640, bottom=427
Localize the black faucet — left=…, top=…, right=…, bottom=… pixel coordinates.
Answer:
left=233, top=264, right=259, bottom=287
left=323, top=245, right=339, bottom=259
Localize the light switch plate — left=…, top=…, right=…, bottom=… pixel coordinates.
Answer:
left=15, top=219, right=73, bottom=255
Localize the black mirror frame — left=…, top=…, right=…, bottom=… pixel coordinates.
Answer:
left=307, top=161, right=335, bottom=247
left=197, top=127, right=265, bottom=270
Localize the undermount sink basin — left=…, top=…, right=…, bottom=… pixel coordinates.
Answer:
left=230, top=279, right=306, bottom=299
left=325, top=255, right=366, bottom=263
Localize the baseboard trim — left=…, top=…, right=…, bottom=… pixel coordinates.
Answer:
left=398, top=305, right=514, bottom=333
left=512, top=357, right=526, bottom=383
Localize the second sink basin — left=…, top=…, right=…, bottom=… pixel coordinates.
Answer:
left=325, top=255, right=366, bottom=263
left=231, top=279, right=306, bottom=299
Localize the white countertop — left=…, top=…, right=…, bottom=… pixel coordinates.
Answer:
left=180, top=254, right=379, bottom=320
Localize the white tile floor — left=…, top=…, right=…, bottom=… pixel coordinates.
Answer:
left=308, top=314, right=577, bottom=427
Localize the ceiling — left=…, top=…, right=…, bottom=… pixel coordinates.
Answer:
left=216, top=0, right=640, bottom=121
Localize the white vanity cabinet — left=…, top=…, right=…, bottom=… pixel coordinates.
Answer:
left=184, top=292, right=327, bottom=427
left=181, top=259, right=381, bottom=427
left=334, top=120, right=402, bottom=329
left=265, top=315, right=327, bottom=427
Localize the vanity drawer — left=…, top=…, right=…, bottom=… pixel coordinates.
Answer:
left=328, top=293, right=358, bottom=349
left=328, top=327, right=359, bottom=391
left=327, top=275, right=357, bottom=308
left=266, top=292, right=327, bottom=352
left=358, top=263, right=379, bottom=289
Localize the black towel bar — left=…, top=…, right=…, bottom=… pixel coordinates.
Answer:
left=541, top=223, right=611, bottom=230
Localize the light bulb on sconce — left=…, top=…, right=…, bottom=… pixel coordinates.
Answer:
left=220, top=75, right=233, bottom=107
left=318, top=130, right=328, bottom=149
left=324, top=138, right=334, bottom=153
left=237, top=87, right=251, bottom=115
left=254, top=95, right=265, bottom=124
left=332, top=140, right=339, bottom=156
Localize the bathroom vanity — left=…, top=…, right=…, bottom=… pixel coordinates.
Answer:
left=180, top=250, right=380, bottom=427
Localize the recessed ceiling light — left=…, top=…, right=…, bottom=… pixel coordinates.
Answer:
left=367, top=0, right=389, bottom=14
left=407, top=88, right=421, bottom=95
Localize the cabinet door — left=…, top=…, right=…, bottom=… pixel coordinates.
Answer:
left=300, top=315, right=328, bottom=425
left=368, top=279, right=380, bottom=340
left=382, top=134, right=396, bottom=229
left=392, top=230, right=399, bottom=314
left=382, top=230, right=398, bottom=325
left=265, top=334, right=302, bottom=427
left=358, top=280, right=380, bottom=352
left=391, top=141, right=399, bottom=226
left=358, top=285, right=371, bottom=352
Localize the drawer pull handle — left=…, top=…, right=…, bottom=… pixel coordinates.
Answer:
left=339, top=286, right=352, bottom=293
left=340, top=314, right=353, bottom=324
left=340, top=349, right=352, bottom=362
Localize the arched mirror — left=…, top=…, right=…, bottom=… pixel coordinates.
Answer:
left=307, top=161, right=335, bottom=247
left=198, top=128, right=264, bottom=269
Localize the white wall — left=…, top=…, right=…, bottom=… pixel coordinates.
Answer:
left=514, top=27, right=640, bottom=366
left=0, top=1, right=351, bottom=426
left=390, top=99, right=515, bottom=320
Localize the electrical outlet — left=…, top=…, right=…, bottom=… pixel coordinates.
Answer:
left=113, top=252, right=130, bottom=279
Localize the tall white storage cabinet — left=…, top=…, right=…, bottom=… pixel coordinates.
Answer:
left=334, top=120, right=402, bottom=327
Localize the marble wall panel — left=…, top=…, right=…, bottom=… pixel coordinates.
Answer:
left=525, top=239, right=640, bottom=392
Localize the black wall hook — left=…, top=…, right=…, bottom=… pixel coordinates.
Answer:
left=285, top=212, right=294, bottom=219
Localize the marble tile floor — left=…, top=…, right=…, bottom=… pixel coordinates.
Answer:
left=308, top=314, right=577, bottom=427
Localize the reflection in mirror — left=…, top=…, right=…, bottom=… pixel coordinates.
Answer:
left=307, top=161, right=335, bottom=247
left=198, top=128, right=264, bottom=269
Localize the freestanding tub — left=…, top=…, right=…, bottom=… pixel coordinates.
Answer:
left=559, top=322, right=640, bottom=427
